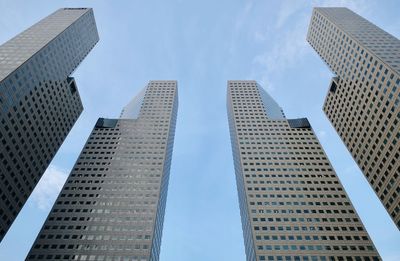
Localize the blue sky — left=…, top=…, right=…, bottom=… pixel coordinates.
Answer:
left=0, top=0, right=399, bottom=260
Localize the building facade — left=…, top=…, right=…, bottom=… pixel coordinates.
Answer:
left=0, top=8, right=99, bottom=241
left=227, top=81, right=380, bottom=261
left=307, top=7, right=400, bottom=229
left=27, top=81, right=178, bottom=261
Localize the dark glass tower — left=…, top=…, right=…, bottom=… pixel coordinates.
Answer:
left=27, top=81, right=178, bottom=261
left=0, top=8, right=99, bottom=241
left=227, top=81, right=380, bottom=261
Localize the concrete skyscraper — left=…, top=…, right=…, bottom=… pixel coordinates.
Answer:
left=27, top=81, right=178, bottom=261
left=227, top=81, right=380, bottom=261
left=307, top=7, right=400, bottom=229
left=0, top=8, right=99, bottom=241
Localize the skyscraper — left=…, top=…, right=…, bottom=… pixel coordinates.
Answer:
left=307, top=7, right=400, bottom=229
left=0, top=8, right=99, bottom=241
left=26, top=81, right=178, bottom=261
left=227, top=81, right=380, bottom=261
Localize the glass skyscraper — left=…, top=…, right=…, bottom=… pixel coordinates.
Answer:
left=0, top=8, right=99, bottom=241
left=307, top=7, right=400, bottom=229
left=27, top=81, right=178, bottom=261
left=227, top=80, right=380, bottom=261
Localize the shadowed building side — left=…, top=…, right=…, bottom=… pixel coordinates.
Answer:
left=26, top=81, right=178, bottom=261
left=0, top=8, right=99, bottom=241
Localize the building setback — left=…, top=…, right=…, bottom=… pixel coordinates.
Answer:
left=0, top=8, right=99, bottom=241
left=307, top=7, right=400, bottom=229
left=27, top=81, right=178, bottom=261
left=227, top=81, right=380, bottom=261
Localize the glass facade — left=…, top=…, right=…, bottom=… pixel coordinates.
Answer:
left=0, top=8, right=99, bottom=241
left=227, top=80, right=380, bottom=261
left=27, top=81, right=178, bottom=261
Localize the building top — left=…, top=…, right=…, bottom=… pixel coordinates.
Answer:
left=120, top=86, right=147, bottom=119
left=0, top=8, right=93, bottom=82
left=120, top=80, right=178, bottom=120
left=256, top=83, right=286, bottom=120
left=313, top=7, right=400, bottom=73
left=228, top=80, right=286, bottom=120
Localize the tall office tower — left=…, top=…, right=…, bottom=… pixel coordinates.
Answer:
left=27, top=81, right=178, bottom=261
left=307, top=7, right=400, bottom=229
left=227, top=81, right=380, bottom=261
left=0, top=8, right=99, bottom=241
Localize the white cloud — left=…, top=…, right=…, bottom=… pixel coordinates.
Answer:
left=30, top=165, right=68, bottom=210
left=229, top=1, right=254, bottom=54
left=318, top=130, right=326, bottom=139
left=275, top=0, right=304, bottom=29
left=252, top=12, right=310, bottom=90
left=251, top=0, right=376, bottom=92
left=254, top=30, right=267, bottom=43
left=234, top=1, right=253, bottom=31
left=253, top=18, right=309, bottom=71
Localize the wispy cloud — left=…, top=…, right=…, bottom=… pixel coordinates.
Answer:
left=251, top=0, right=376, bottom=92
left=252, top=12, right=310, bottom=90
left=275, top=0, right=304, bottom=29
left=229, top=0, right=253, bottom=55
left=253, top=19, right=309, bottom=72
left=234, top=1, right=253, bottom=31
left=317, top=130, right=327, bottom=140
left=30, top=165, right=68, bottom=210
